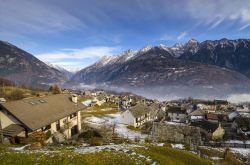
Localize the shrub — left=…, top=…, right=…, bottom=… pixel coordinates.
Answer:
left=49, top=84, right=62, bottom=94
left=45, top=130, right=52, bottom=140
left=8, top=89, right=24, bottom=100
left=90, top=137, right=102, bottom=146
left=78, top=129, right=102, bottom=140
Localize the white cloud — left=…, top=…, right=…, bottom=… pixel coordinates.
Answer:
left=209, top=18, right=224, bottom=29
left=177, top=32, right=187, bottom=40
left=227, top=94, right=250, bottom=103
left=159, top=32, right=187, bottom=42
left=185, top=0, right=250, bottom=30
left=36, top=46, right=120, bottom=70
left=238, top=23, right=250, bottom=31
left=0, top=0, right=85, bottom=35
left=37, top=46, right=119, bottom=60
left=159, top=34, right=174, bottom=41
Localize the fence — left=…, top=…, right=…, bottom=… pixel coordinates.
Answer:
left=203, top=141, right=250, bottom=148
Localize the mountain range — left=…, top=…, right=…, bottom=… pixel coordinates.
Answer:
left=70, top=38, right=250, bottom=99
left=1, top=38, right=250, bottom=99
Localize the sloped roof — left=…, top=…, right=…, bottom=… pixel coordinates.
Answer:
left=167, top=106, right=185, bottom=114
left=1, top=94, right=86, bottom=131
left=129, top=104, right=153, bottom=118
left=189, top=109, right=205, bottom=116
left=2, top=124, right=25, bottom=137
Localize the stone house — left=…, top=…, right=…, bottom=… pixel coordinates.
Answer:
left=197, top=103, right=216, bottom=113
left=120, top=104, right=158, bottom=127
left=189, top=109, right=205, bottom=121
left=151, top=122, right=202, bottom=149
left=227, top=111, right=239, bottom=121
left=206, top=113, right=219, bottom=122
left=0, top=94, right=86, bottom=143
left=167, top=107, right=187, bottom=123
left=234, top=117, right=250, bottom=136
left=81, top=90, right=91, bottom=96
left=92, top=96, right=106, bottom=106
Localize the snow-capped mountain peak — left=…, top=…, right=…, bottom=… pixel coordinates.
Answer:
left=46, top=62, right=66, bottom=71
left=170, top=43, right=184, bottom=57
left=139, top=45, right=154, bottom=53
left=187, top=38, right=199, bottom=45
left=158, top=43, right=168, bottom=50
left=185, top=38, right=199, bottom=54
left=116, top=49, right=137, bottom=62
left=45, top=62, right=74, bottom=79
left=94, top=55, right=117, bottom=67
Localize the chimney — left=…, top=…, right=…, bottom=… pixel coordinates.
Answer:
left=72, top=94, right=78, bottom=103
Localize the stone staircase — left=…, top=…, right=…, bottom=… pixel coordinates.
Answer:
left=53, top=132, right=66, bottom=143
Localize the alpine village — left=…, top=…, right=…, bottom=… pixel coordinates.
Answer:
left=1, top=0, right=250, bottom=165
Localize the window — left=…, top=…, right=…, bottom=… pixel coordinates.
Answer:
left=39, top=100, right=46, bottom=103
left=70, top=112, right=77, bottom=119
left=56, top=121, right=60, bottom=131
left=63, top=119, right=67, bottom=124
left=42, top=124, right=51, bottom=131
left=71, top=125, right=78, bottom=136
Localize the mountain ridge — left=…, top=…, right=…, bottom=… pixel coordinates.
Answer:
left=0, top=41, right=68, bottom=87
left=70, top=38, right=250, bottom=99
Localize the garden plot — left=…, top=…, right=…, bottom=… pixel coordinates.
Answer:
left=83, top=112, right=147, bottom=140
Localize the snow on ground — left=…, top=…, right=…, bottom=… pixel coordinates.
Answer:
left=84, top=112, right=147, bottom=140
left=210, top=157, right=223, bottom=160
left=230, top=148, right=250, bottom=157
left=75, top=144, right=143, bottom=154
left=224, top=140, right=250, bottom=144
left=75, top=144, right=154, bottom=163
left=200, top=146, right=250, bottom=158
left=12, top=144, right=30, bottom=151
left=85, top=117, right=106, bottom=124
left=164, top=121, right=186, bottom=126
left=171, top=144, right=185, bottom=149
left=156, top=143, right=165, bottom=147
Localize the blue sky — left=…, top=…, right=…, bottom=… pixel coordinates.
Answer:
left=1, top=0, right=250, bottom=71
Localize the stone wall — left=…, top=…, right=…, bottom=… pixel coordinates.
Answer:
left=151, top=122, right=202, bottom=149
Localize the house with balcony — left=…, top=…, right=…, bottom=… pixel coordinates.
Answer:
left=0, top=94, right=86, bottom=144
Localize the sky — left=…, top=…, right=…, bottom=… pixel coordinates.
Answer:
left=1, top=0, right=250, bottom=71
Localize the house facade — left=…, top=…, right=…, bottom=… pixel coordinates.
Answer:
left=0, top=94, right=86, bottom=143
left=189, top=109, right=205, bottom=121
left=167, top=107, right=187, bottom=123
left=120, top=104, right=158, bottom=127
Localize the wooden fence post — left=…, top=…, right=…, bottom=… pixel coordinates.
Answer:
left=0, top=118, right=4, bottom=143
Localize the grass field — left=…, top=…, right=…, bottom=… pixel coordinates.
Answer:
left=0, top=86, right=50, bottom=101
left=127, top=125, right=141, bottom=132
left=135, top=145, right=213, bottom=165
left=0, top=144, right=217, bottom=165
left=81, top=102, right=119, bottom=117
left=0, top=150, right=138, bottom=165
left=81, top=109, right=120, bottom=117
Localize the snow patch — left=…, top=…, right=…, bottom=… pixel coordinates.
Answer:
left=171, top=144, right=185, bottom=149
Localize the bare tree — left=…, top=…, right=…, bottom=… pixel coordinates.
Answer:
left=98, top=122, right=114, bottom=144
